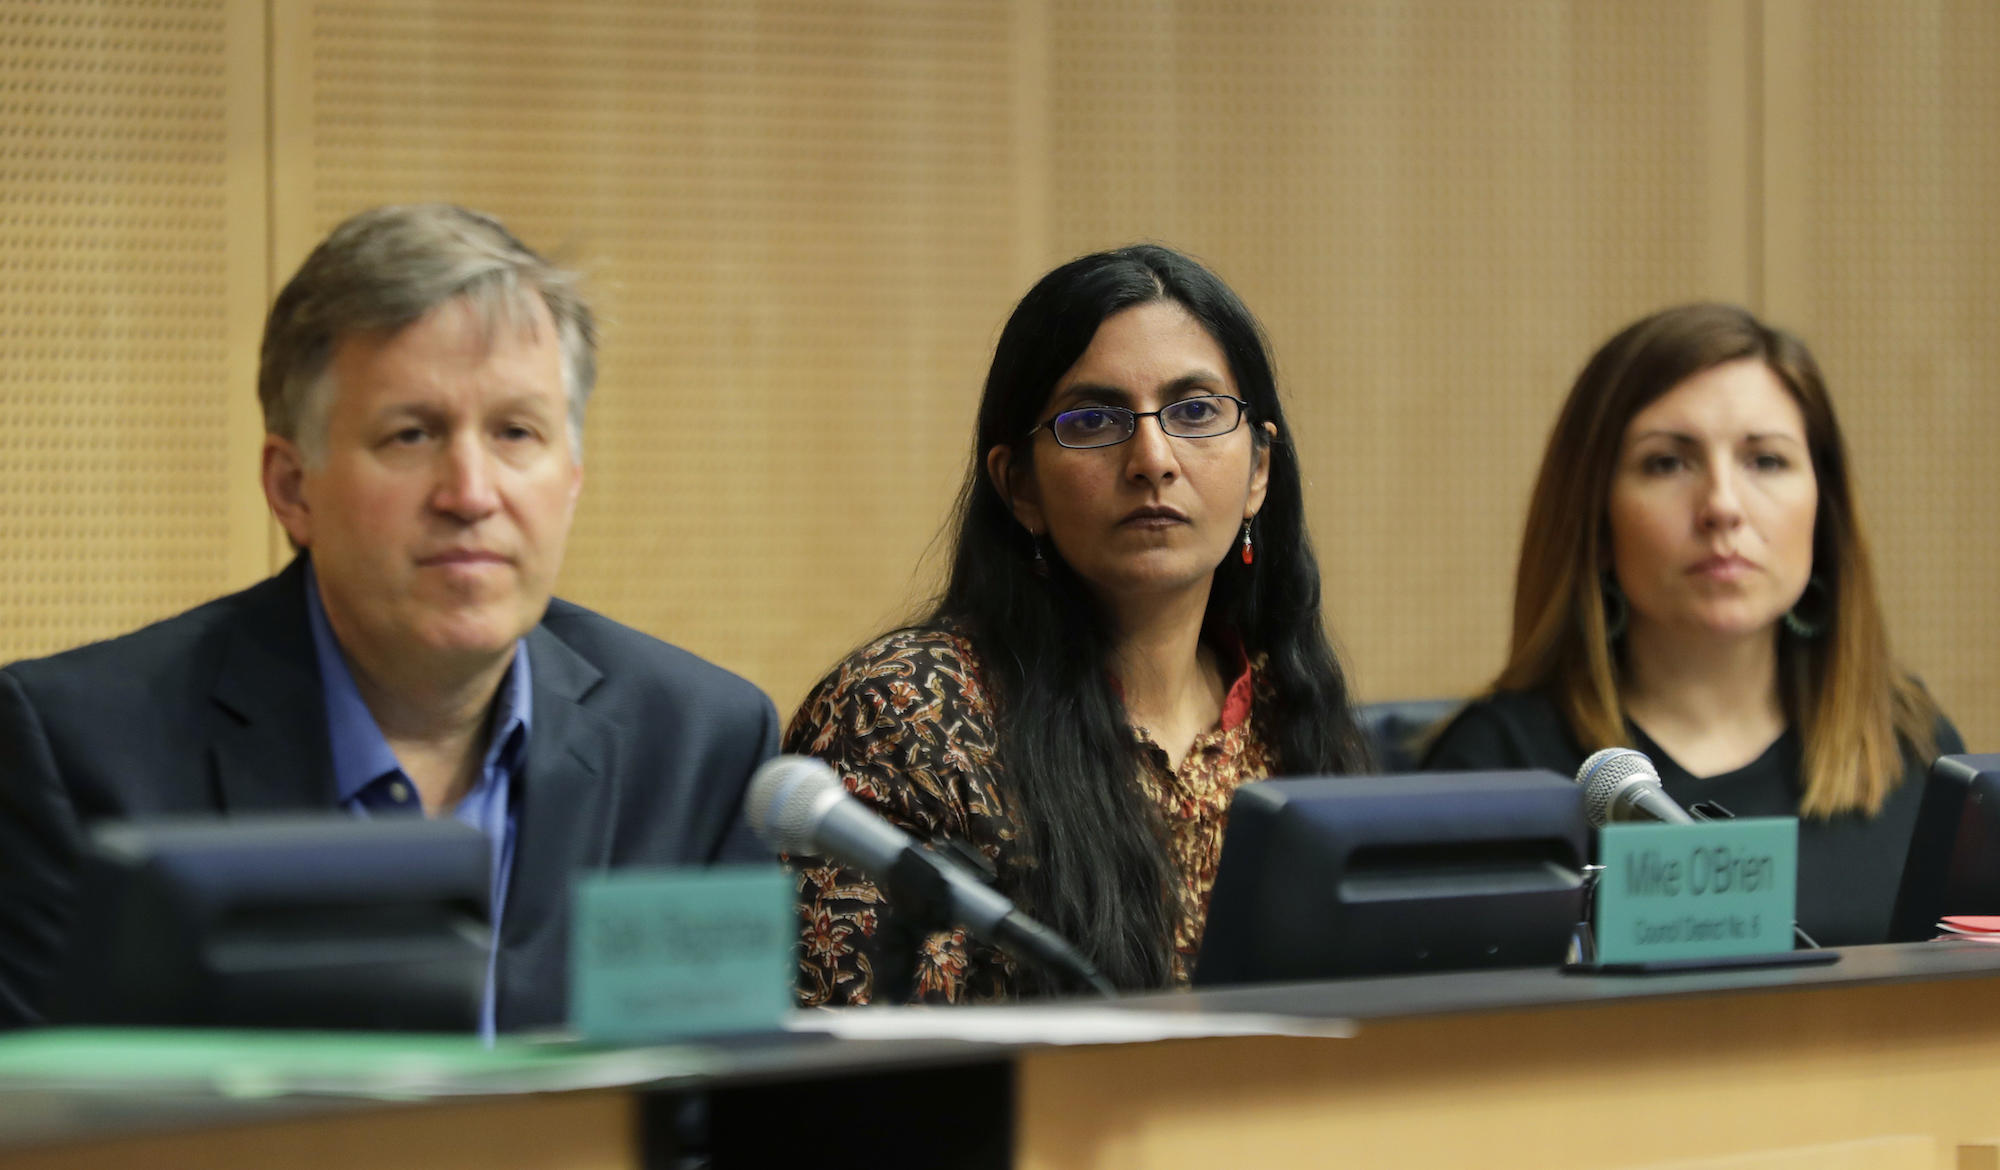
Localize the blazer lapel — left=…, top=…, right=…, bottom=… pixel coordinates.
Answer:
left=497, top=623, right=616, bottom=1025
left=208, top=558, right=339, bottom=813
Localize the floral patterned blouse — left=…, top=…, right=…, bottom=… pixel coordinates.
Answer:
left=783, top=625, right=1279, bottom=1006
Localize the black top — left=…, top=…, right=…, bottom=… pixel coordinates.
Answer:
left=1421, top=689, right=1965, bottom=948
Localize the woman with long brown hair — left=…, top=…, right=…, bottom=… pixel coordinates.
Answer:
left=1424, top=302, right=1961, bottom=946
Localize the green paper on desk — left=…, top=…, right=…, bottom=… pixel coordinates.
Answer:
left=0, top=1029, right=716, bottom=1099
left=1595, top=817, right=1798, bottom=964
left=569, top=864, right=794, bottom=1043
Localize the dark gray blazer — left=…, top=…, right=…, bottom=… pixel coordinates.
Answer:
left=0, top=557, right=778, bottom=1030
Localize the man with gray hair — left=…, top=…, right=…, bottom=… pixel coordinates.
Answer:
left=0, top=204, right=777, bottom=1033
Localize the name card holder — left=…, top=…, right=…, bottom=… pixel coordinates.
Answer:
left=570, top=865, right=795, bottom=1043
left=1568, top=818, right=1838, bottom=974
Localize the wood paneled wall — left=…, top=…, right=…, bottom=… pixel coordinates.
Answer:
left=2, top=0, right=1993, bottom=749
left=0, top=0, right=267, bottom=654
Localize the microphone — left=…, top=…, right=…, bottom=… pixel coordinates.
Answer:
left=1575, top=747, right=1695, bottom=827
left=1572, top=748, right=1821, bottom=951
left=745, top=755, right=1115, bottom=997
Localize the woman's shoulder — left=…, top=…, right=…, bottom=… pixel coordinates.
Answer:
left=1432, top=689, right=1570, bottom=740
left=796, top=624, right=987, bottom=704
left=1892, top=673, right=1969, bottom=762
left=1936, top=715, right=1968, bottom=757
left=782, top=623, right=1006, bottom=844
left=783, top=624, right=995, bottom=758
left=1419, top=688, right=1583, bottom=774
left=1911, top=676, right=1967, bottom=756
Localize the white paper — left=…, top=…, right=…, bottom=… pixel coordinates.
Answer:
left=784, top=1005, right=1356, bottom=1045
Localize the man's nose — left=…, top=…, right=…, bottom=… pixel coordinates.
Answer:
left=431, top=434, right=500, bottom=521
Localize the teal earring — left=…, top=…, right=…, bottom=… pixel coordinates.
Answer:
left=1783, top=575, right=1829, bottom=639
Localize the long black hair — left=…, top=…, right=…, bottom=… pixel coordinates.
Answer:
left=929, top=244, right=1371, bottom=991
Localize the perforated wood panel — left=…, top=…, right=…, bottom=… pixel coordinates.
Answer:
left=273, top=0, right=1025, bottom=713
left=13, top=0, right=1995, bottom=754
left=1047, top=1, right=1758, bottom=707
left=1764, top=0, right=2000, bottom=750
left=0, top=0, right=267, bottom=664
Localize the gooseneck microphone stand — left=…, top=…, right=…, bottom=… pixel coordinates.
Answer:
left=872, top=840, right=1116, bottom=1002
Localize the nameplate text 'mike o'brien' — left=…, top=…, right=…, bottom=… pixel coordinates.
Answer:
left=1594, top=818, right=1799, bottom=964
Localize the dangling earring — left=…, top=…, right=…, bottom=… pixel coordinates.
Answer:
left=1783, top=574, right=1829, bottom=639
left=1239, top=519, right=1254, bottom=565
left=1600, top=572, right=1628, bottom=642
left=1031, top=531, right=1050, bottom=577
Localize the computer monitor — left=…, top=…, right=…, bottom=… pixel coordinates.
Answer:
left=1194, top=771, right=1588, bottom=986
left=47, top=814, right=492, bottom=1030
left=1889, top=754, right=2000, bottom=942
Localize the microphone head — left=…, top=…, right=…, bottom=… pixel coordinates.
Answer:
left=1575, top=747, right=1660, bottom=828
left=744, top=755, right=844, bottom=854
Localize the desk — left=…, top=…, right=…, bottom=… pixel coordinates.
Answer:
left=5, top=944, right=2000, bottom=1169
left=0, top=1030, right=1009, bottom=1169
left=0, top=1088, right=636, bottom=1170
left=1022, top=943, right=2000, bottom=1169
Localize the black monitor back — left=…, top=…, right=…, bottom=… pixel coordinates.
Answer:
left=1195, top=771, right=1588, bottom=986
left=1890, top=754, right=2000, bottom=942
left=47, top=814, right=491, bottom=1030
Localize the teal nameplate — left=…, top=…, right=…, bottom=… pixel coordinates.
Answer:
left=570, top=865, right=794, bottom=1043
left=1595, top=818, right=1798, bottom=964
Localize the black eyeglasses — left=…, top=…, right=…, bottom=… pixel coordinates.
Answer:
left=1028, top=395, right=1250, bottom=449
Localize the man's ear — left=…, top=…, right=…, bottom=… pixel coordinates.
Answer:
left=984, top=443, right=1044, bottom=532
left=261, top=435, right=314, bottom=549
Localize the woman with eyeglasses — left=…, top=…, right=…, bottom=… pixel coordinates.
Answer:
left=1422, top=303, right=1962, bottom=946
left=785, top=244, right=1370, bottom=1005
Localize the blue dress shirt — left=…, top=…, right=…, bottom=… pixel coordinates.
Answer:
left=305, top=571, right=527, bottom=1041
